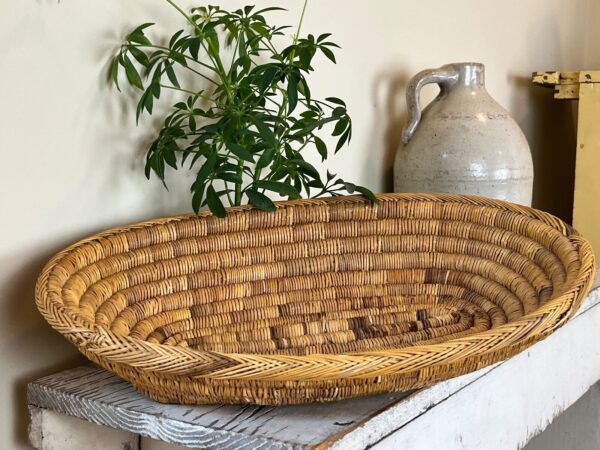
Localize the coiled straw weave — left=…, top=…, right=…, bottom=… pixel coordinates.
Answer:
left=36, top=194, right=595, bottom=405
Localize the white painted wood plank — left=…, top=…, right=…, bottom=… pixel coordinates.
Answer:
left=28, top=406, right=139, bottom=450
left=28, top=276, right=600, bottom=450
left=29, top=377, right=296, bottom=450
left=28, top=366, right=411, bottom=449
left=28, top=406, right=43, bottom=449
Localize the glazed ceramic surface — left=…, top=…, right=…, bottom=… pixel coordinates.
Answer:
left=394, top=63, right=533, bottom=206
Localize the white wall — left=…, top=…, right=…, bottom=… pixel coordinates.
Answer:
left=0, top=1, right=595, bottom=448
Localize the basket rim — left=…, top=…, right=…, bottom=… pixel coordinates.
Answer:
left=35, top=193, right=596, bottom=380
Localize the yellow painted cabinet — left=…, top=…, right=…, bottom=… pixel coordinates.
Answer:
left=533, top=71, right=600, bottom=260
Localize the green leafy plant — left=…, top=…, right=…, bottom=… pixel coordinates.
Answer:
left=109, top=0, right=376, bottom=217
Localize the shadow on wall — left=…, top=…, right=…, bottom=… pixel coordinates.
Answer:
left=0, top=249, right=84, bottom=447
left=370, top=69, right=410, bottom=192
left=510, top=76, right=577, bottom=223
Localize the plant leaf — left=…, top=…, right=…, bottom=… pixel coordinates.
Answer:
left=314, top=136, right=327, bottom=161
left=165, top=64, right=180, bottom=87
left=247, top=189, right=277, bottom=211
left=250, top=116, right=276, bottom=146
left=335, top=126, right=351, bottom=152
left=256, top=146, right=276, bottom=170
left=255, top=180, right=300, bottom=199
left=191, top=184, right=205, bottom=213
left=287, top=73, right=299, bottom=113
left=189, top=37, right=201, bottom=59
left=355, top=185, right=378, bottom=202
left=195, top=151, right=217, bottom=186
left=136, top=89, right=153, bottom=122
left=169, top=29, right=185, bottom=48
left=206, top=185, right=227, bottom=217
left=219, top=172, right=243, bottom=183
left=325, top=96, right=346, bottom=107
left=317, top=33, right=332, bottom=43
left=320, top=46, right=336, bottom=63
left=291, top=159, right=320, bottom=179
left=128, top=23, right=154, bottom=46
left=129, top=46, right=150, bottom=67
left=332, top=118, right=348, bottom=137
left=169, top=50, right=187, bottom=67
left=122, top=55, right=144, bottom=89
left=254, top=6, right=287, bottom=14
left=226, top=142, right=254, bottom=162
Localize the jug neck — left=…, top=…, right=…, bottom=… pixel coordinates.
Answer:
left=450, top=63, right=485, bottom=88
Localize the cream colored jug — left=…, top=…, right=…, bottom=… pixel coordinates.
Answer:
left=393, top=62, right=533, bottom=206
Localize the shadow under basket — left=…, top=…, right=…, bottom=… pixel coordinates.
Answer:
left=35, top=193, right=595, bottom=405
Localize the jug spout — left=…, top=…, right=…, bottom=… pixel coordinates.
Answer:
left=447, top=62, right=485, bottom=88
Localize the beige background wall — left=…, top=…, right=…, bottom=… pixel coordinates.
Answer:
left=0, top=0, right=596, bottom=448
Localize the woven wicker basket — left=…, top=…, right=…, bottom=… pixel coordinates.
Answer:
left=36, top=193, right=595, bottom=405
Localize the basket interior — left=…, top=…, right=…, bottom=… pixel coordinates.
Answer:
left=48, top=197, right=580, bottom=356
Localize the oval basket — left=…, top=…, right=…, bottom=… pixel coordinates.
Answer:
left=36, top=194, right=595, bottom=405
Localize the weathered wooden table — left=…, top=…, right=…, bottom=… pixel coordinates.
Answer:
left=28, top=271, right=600, bottom=450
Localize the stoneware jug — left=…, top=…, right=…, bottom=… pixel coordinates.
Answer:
left=393, top=62, right=533, bottom=205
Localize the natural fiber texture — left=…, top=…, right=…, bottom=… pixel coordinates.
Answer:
left=36, top=193, right=595, bottom=405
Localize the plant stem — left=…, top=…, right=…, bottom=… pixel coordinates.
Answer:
left=286, top=0, right=309, bottom=66
left=224, top=182, right=234, bottom=205
left=163, top=0, right=198, bottom=29
left=177, top=66, right=218, bottom=86
left=133, top=44, right=219, bottom=73
left=128, top=43, right=220, bottom=86
left=234, top=159, right=243, bottom=205
left=227, top=27, right=242, bottom=78
left=294, top=0, right=309, bottom=45
left=264, top=36, right=282, bottom=57
left=159, top=84, right=197, bottom=96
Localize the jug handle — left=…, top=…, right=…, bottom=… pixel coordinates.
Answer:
left=401, top=67, right=459, bottom=144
